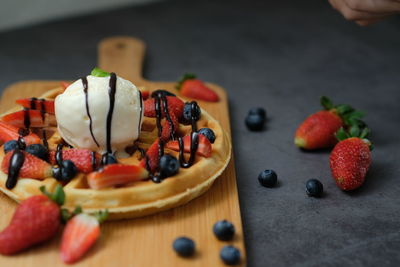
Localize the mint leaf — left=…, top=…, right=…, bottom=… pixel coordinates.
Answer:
left=91, top=67, right=110, bottom=77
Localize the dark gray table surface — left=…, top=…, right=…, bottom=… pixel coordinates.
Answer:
left=0, top=0, right=399, bottom=266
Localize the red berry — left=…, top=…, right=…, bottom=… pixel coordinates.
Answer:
left=330, top=137, right=371, bottom=191
left=1, top=109, right=49, bottom=128
left=49, top=149, right=101, bottom=174
left=60, top=213, right=100, bottom=264
left=166, top=134, right=212, bottom=158
left=139, top=139, right=161, bottom=172
left=0, top=195, right=61, bottom=255
left=0, top=121, right=40, bottom=145
left=1, top=150, right=53, bottom=179
left=15, top=98, right=55, bottom=114
left=179, top=79, right=219, bottom=102
left=295, top=110, right=343, bottom=150
left=144, top=96, right=184, bottom=119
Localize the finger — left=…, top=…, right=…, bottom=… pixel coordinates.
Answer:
left=355, top=17, right=386, bottom=26
left=344, top=0, right=400, bottom=14
left=329, top=0, right=394, bottom=21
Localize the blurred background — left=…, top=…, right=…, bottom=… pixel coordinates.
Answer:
left=0, top=0, right=161, bottom=32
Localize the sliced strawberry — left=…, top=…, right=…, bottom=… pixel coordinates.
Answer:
left=140, top=89, right=150, bottom=100
left=160, top=111, right=179, bottom=142
left=1, top=151, right=53, bottom=179
left=60, top=213, right=100, bottom=264
left=61, top=81, right=71, bottom=90
left=49, top=149, right=101, bottom=174
left=166, top=134, right=212, bottom=158
left=16, top=98, right=55, bottom=114
left=139, top=139, right=161, bottom=172
left=0, top=121, right=40, bottom=145
left=87, top=164, right=148, bottom=189
left=177, top=74, right=219, bottom=102
left=1, top=109, right=47, bottom=128
left=144, top=96, right=184, bottom=119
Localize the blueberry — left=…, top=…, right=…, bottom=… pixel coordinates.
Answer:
left=53, top=160, right=77, bottom=182
left=258, top=169, right=277, bottom=187
left=306, top=179, right=324, bottom=197
left=151, top=89, right=176, bottom=98
left=220, top=245, right=241, bottom=265
left=159, top=155, right=179, bottom=178
left=183, top=102, right=201, bottom=123
left=173, top=237, right=195, bottom=257
left=101, top=153, right=118, bottom=165
left=4, top=140, right=19, bottom=153
left=213, top=220, right=235, bottom=241
left=248, top=107, right=266, bottom=120
left=245, top=114, right=264, bottom=131
left=25, top=144, right=48, bottom=161
left=197, top=128, right=216, bottom=143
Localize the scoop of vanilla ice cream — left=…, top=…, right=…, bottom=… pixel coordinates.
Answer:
left=55, top=75, right=143, bottom=154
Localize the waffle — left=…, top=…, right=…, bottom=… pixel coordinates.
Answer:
left=0, top=87, right=231, bottom=220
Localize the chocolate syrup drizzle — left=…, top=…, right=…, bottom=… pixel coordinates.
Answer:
left=6, top=149, right=25, bottom=189
left=142, top=93, right=201, bottom=183
left=81, top=77, right=100, bottom=147
left=106, top=73, right=117, bottom=154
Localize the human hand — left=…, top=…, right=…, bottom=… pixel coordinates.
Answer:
left=328, top=0, right=400, bottom=26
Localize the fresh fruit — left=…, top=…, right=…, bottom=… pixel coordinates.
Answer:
left=49, top=149, right=101, bottom=173
left=15, top=98, right=55, bottom=114
left=87, top=164, right=148, bottom=189
left=294, top=96, right=366, bottom=150
left=176, top=73, right=219, bottom=102
left=245, top=113, right=265, bottom=131
left=1, top=109, right=48, bottom=128
left=248, top=107, right=267, bottom=120
left=161, top=111, right=179, bottom=142
left=151, top=89, right=176, bottom=98
left=213, top=220, right=235, bottom=241
left=53, top=160, right=78, bottom=183
left=330, top=128, right=372, bottom=191
left=172, top=237, right=195, bottom=257
left=220, top=245, right=241, bottom=265
left=140, top=88, right=150, bottom=100
left=139, top=139, right=161, bottom=172
left=0, top=185, right=64, bottom=255
left=2, top=150, right=53, bottom=179
left=305, top=179, right=324, bottom=197
left=25, top=144, right=48, bottom=161
left=3, top=140, right=19, bottom=153
left=144, top=96, right=184, bottom=119
left=258, top=169, right=278, bottom=188
left=159, top=155, right=179, bottom=178
left=60, top=211, right=108, bottom=264
left=101, top=153, right=118, bottom=165
left=182, top=102, right=201, bottom=123
left=0, top=121, right=41, bottom=145
left=198, top=128, right=216, bottom=143
left=166, top=134, right=212, bottom=158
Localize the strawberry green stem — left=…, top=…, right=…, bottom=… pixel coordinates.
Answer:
left=176, top=73, right=196, bottom=90
left=39, top=184, right=65, bottom=206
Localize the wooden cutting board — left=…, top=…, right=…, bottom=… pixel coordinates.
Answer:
left=0, top=37, right=246, bottom=266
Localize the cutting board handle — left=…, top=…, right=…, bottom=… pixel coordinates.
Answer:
left=98, top=36, right=146, bottom=83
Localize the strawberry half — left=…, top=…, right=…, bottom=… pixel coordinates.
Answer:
left=16, top=98, right=55, bottom=114
left=140, top=88, right=150, bottom=100
left=176, top=73, right=219, bottom=102
left=49, top=149, right=101, bottom=174
left=144, top=96, right=184, bottom=119
left=60, top=213, right=101, bottom=264
left=1, top=150, right=53, bottom=179
left=1, top=109, right=48, bottom=128
left=161, top=111, right=179, bottom=142
left=87, top=164, right=148, bottom=189
left=0, top=121, right=40, bottom=145
left=0, top=185, right=64, bottom=255
left=139, top=139, right=161, bottom=172
left=166, top=134, right=212, bottom=158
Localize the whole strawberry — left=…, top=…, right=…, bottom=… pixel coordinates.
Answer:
left=176, top=73, right=219, bottom=102
left=295, top=96, right=365, bottom=150
left=330, top=127, right=372, bottom=191
left=0, top=185, right=65, bottom=255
